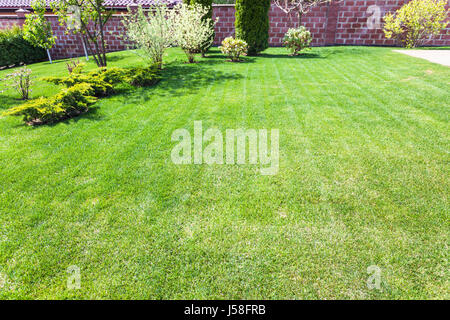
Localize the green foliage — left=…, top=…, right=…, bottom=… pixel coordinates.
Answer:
left=43, top=73, right=115, bottom=97
left=219, top=37, right=248, bottom=62
left=0, top=26, right=46, bottom=68
left=3, top=83, right=96, bottom=124
left=283, top=26, right=312, bottom=55
left=43, top=66, right=160, bottom=94
left=383, top=0, right=449, bottom=48
left=23, top=0, right=56, bottom=51
left=51, top=0, right=112, bottom=67
left=235, top=0, right=270, bottom=55
left=183, top=0, right=214, bottom=55
left=3, top=62, right=161, bottom=125
left=127, top=65, right=162, bottom=87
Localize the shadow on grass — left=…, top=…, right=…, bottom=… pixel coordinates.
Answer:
left=106, top=54, right=129, bottom=62
left=0, top=95, right=23, bottom=111
left=257, top=52, right=324, bottom=59
left=162, top=62, right=244, bottom=95
left=121, top=61, right=244, bottom=103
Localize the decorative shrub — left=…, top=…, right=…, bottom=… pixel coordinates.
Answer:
left=0, top=26, right=46, bottom=68
left=4, top=65, right=161, bottom=125
left=43, top=73, right=115, bottom=97
left=1, top=66, right=33, bottom=100
left=170, top=2, right=217, bottom=63
left=183, top=0, right=214, bottom=56
left=283, top=27, right=312, bottom=56
left=3, top=83, right=97, bottom=125
left=383, top=0, right=449, bottom=48
left=219, top=37, right=248, bottom=62
left=127, top=65, right=162, bottom=87
left=43, top=66, right=160, bottom=95
left=123, top=4, right=174, bottom=68
left=235, top=0, right=270, bottom=55
left=53, top=83, right=97, bottom=117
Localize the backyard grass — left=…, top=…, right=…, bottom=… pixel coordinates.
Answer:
left=0, top=46, right=448, bottom=299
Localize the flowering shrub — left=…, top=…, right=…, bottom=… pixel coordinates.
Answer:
left=123, top=4, right=174, bottom=68
left=170, top=3, right=217, bottom=63
left=219, top=37, right=248, bottom=62
left=183, top=0, right=214, bottom=56
left=283, top=27, right=312, bottom=56
left=383, top=0, right=449, bottom=48
left=1, top=66, right=33, bottom=100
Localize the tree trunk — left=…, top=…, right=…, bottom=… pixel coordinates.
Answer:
left=297, top=10, right=303, bottom=27
left=98, top=14, right=107, bottom=67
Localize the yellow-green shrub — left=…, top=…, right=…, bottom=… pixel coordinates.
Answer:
left=3, top=83, right=97, bottom=124
left=383, top=0, right=449, bottom=48
left=43, top=66, right=161, bottom=95
left=42, top=72, right=115, bottom=97
left=127, top=65, right=161, bottom=87
left=4, top=65, right=161, bottom=125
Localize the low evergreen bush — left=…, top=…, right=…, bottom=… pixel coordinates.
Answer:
left=3, top=83, right=97, bottom=125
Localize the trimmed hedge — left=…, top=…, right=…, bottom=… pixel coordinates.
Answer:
left=235, top=0, right=270, bottom=55
left=0, top=26, right=47, bottom=68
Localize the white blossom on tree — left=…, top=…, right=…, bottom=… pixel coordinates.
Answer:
left=169, top=3, right=217, bottom=63
left=123, top=3, right=175, bottom=68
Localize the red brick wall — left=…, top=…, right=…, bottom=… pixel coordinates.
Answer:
left=334, top=0, right=449, bottom=46
left=48, top=15, right=130, bottom=59
left=1, top=1, right=449, bottom=60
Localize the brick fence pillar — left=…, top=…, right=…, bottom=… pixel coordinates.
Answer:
left=324, top=1, right=339, bottom=45
left=14, top=8, right=29, bottom=27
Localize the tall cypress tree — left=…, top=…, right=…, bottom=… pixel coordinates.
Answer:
left=183, top=0, right=214, bottom=56
left=235, top=0, right=270, bottom=55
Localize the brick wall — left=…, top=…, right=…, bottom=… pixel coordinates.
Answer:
left=0, top=1, right=449, bottom=60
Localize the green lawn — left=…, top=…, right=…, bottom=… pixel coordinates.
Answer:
left=0, top=47, right=448, bottom=299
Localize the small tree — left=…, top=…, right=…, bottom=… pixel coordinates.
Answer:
left=23, top=0, right=56, bottom=63
left=235, top=0, right=270, bottom=56
left=273, top=0, right=333, bottom=25
left=170, top=3, right=217, bottom=63
left=383, top=0, right=449, bottom=48
left=51, top=0, right=113, bottom=67
left=183, top=0, right=214, bottom=57
left=123, top=4, right=174, bottom=68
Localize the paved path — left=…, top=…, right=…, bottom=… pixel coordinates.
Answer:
left=393, top=50, right=450, bottom=67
